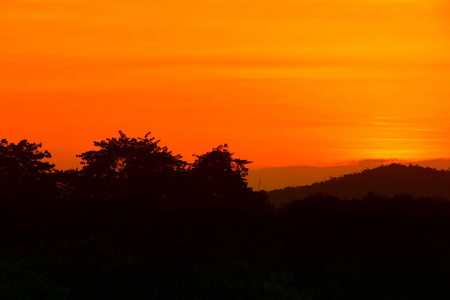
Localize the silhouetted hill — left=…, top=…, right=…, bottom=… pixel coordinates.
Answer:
left=247, top=159, right=450, bottom=190
left=268, top=164, right=450, bottom=206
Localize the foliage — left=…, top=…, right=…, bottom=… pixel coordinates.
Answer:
left=0, top=139, right=57, bottom=206
left=0, top=139, right=54, bottom=184
left=77, top=131, right=186, bottom=178
left=190, top=144, right=252, bottom=197
left=75, top=131, right=187, bottom=207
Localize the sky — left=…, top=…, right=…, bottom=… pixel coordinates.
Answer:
left=2, top=0, right=450, bottom=172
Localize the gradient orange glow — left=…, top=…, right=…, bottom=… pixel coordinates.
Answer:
left=2, top=0, right=450, bottom=170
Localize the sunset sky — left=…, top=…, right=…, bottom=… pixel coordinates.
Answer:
left=2, top=0, right=450, bottom=171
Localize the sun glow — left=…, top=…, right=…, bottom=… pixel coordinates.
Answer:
left=1, top=0, right=450, bottom=169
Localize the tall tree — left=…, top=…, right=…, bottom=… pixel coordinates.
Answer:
left=189, top=144, right=269, bottom=211
left=191, top=144, right=251, bottom=194
left=0, top=139, right=54, bottom=184
left=76, top=131, right=186, bottom=208
left=0, top=139, right=57, bottom=222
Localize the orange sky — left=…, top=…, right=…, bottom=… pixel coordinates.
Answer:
left=2, top=0, right=450, bottom=170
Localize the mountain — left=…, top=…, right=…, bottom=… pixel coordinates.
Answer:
left=268, top=163, right=450, bottom=206
left=247, top=159, right=450, bottom=191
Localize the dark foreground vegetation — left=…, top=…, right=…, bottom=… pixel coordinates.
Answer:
left=2, top=132, right=450, bottom=299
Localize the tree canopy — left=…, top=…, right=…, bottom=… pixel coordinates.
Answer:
left=0, top=139, right=54, bottom=184
left=0, top=139, right=57, bottom=205
left=190, top=144, right=254, bottom=202
left=77, top=131, right=186, bottom=179
left=0, top=132, right=269, bottom=212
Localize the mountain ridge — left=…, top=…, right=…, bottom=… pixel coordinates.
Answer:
left=268, top=163, right=450, bottom=206
left=247, top=158, right=450, bottom=190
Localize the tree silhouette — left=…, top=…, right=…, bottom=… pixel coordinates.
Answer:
left=76, top=131, right=186, bottom=210
left=191, top=144, right=251, bottom=194
left=0, top=139, right=55, bottom=199
left=0, top=139, right=54, bottom=183
left=188, top=144, right=269, bottom=210
left=77, top=131, right=185, bottom=177
left=0, top=139, right=57, bottom=227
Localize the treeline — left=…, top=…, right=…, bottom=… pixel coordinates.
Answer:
left=2, top=133, right=450, bottom=299
left=0, top=131, right=269, bottom=218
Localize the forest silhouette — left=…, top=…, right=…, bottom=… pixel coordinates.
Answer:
left=2, top=132, right=450, bottom=299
